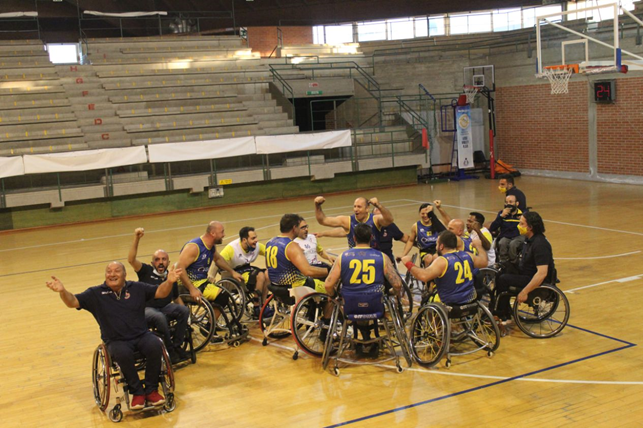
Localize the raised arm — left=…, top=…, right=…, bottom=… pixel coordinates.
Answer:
left=370, top=197, right=394, bottom=228
left=433, top=200, right=452, bottom=225
left=176, top=243, right=203, bottom=300
left=155, top=266, right=183, bottom=299
left=315, top=227, right=347, bottom=239
left=287, top=242, right=328, bottom=278
left=471, top=222, right=491, bottom=251
left=314, top=196, right=350, bottom=230
left=127, top=228, right=145, bottom=272
left=46, top=276, right=80, bottom=308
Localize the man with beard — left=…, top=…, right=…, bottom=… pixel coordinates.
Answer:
left=294, top=218, right=336, bottom=275
left=128, top=227, right=189, bottom=364
left=313, top=196, right=394, bottom=250
left=176, top=221, right=243, bottom=342
left=401, top=230, right=487, bottom=305
left=489, top=194, right=524, bottom=268
left=46, top=262, right=182, bottom=410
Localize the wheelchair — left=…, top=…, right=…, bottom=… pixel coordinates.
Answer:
left=147, top=306, right=197, bottom=365
left=180, top=288, right=249, bottom=351
left=482, top=265, right=570, bottom=338
left=410, top=299, right=500, bottom=368
left=92, top=338, right=175, bottom=423
left=321, top=288, right=412, bottom=376
left=260, top=283, right=330, bottom=360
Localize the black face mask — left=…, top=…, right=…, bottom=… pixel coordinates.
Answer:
left=504, top=204, right=516, bottom=211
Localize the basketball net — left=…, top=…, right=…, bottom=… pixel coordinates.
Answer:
left=540, top=67, right=573, bottom=95
left=463, top=86, right=479, bottom=104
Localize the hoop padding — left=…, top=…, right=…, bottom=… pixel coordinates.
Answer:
left=463, top=86, right=479, bottom=104
left=538, top=67, right=574, bottom=95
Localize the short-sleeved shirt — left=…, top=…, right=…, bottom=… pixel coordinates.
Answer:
left=136, top=263, right=179, bottom=309
left=519, top=233, right=553, bottom=277
left=294, top=234, right=324, bottom=265
left=377, top=222, right=405, bottom=263
left=75, top=281, right=157, bottom=343
left=220, top=239, right=266, bottom=271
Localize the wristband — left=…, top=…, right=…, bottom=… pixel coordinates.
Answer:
left=405, top=261, right=415, bottom=271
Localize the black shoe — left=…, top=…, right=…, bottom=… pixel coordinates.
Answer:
left=367, top=343, right=380, bottom=359
left=176, top=348, right=190, bottom=362
left=210, top=335, right=224, bottom=344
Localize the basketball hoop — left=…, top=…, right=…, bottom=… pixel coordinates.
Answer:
left=463, top=85, right=480, bottom=104
left=537, top=65, right=577, bottom=95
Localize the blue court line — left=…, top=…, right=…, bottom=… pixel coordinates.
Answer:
left=325, top=322, right=637, bottom=428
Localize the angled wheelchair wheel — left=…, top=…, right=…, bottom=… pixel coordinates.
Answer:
left=92, top=344, right=111, bottom=412
left=322, top=302, right=342, bottom=370
left=468, top=301, right=500, bottom=353
left=395, top=278, right=414, bottom=322
left=513, top=284, right=570, bottom=338
left=215, top=278, right=246, bottom=324
left=259, top=294, right=291, bottom=339
left=410, top=303, right=449, bottom=368
left=159, top=340, right=175, bottom=394
left=180, top=295, right=215, bottom=353
left=478, top=268, right=498, bottom=300
left=291, top=292, right=335, bottom=357
left=386, top=297, right=413, bottom=367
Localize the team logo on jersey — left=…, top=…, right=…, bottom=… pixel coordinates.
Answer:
left=124, top=291, right=131, bottom=300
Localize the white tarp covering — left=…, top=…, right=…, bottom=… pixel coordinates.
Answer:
left=147, top=137, right=256, bottom=163
left=84, top=11, right=168, bottom=17
left=0, top=12, right=38, bottom=18
left=23, top=147, right=147, bottom=174
left=0, top=157, right=25, bottom=178
left=255, top=130, right=351, bottom=155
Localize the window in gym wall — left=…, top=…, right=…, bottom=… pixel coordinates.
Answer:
left=313, top=25, right=325, bottom=44
left=428, top=16, right=446, bottom=36
left=524, top=4, right=562, bottom=27
left=47, top=43, right=79, bottom=64
left=414, top=17, right=428, bottom=38
left=449, top=13, right=469, bottom=35
left=493, top=8, right=522, bottom=32
left=468, top=12, right=492, bottom=33
left=358, top=21, right=386, bottom=42
left=324, top=24, right=354, bottom=44
left=389, top=18, right=414, bottom=40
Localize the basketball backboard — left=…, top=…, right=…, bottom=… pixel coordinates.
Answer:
left=463, top=65, right=495, bottom=91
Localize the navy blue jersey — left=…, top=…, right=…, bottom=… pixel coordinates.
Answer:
left=416, top=220, right=439, bottom=253
left=266, top=235, right=307, bottom=287
left=180, top=237, right=215, bottom=287
left=460, top=233, right=480, bottom=276
left=378, top=222, right=405, bottom=263
left=435, top=251, right=476, bottom=305
left=347, top=213, right=380, bottom=249
left=340, top=247, right=386, bottom=294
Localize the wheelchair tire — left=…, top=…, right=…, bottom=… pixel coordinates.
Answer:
left=180, top=295, right=215, bottom=353
left=164, top=393, right=176, bottom=412
left=159, top=340, right=175, bottom=394
left=396, top=278, right=414, bottom=322
left=291, top=292, right=333, bottom=357
left=513, top=284, right=570, bottom=338
left=92, top=344, right=111, bottom=412
left=410, top=303, right=449, bottom=368
left=109, top=405, right=123, bottom=423
left=322, top=302, right=341, bottom=370
left=216, top=278, right=247, bottom=323
left=386, top=297, right=413, bottom=367
left=468, top=301, right=500, bottom=352
left=259, top=294, right=291, bottom=338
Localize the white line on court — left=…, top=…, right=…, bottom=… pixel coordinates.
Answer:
left=556, top=250, right=641, bottom=260
left=387, top=365, right=643, bottom=385
left=0, top=199, right=415, bottom=253
left=565, top=273, right=643, bottom=293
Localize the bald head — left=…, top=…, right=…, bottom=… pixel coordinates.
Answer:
left=151, top=249, right=169, bottom=273
left=447, top=219, right=465, bottom=237
left=105, top=261, right=127, bottom=290
left=206, top=221, right=223, bottom=234
left=206, top=221, right=225, bottom=244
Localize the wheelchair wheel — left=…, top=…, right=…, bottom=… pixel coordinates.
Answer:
left=513, top=284, right=570, bottom=338
left=215, top=279, right=246, bottom=324
left=259, top=294, right=291, bottom=338
left=386, top=297, right=413, bottom=367
left=109, top=405, right=123, bottom=423
left=410, top=303, right=449, bottom=368
left=291, top=292, right=334, bottom=357
left=468, top=301, right=500, bottom=353
left=180, top=295, right=215, bottom=352
left=478, top=268, right=498, bottom=300
left=92, top=344, right=111, bottom=412
left=395, top=278, right=414, bottom=322
left=159, top=341, right=175, bottom=394
left=322, top=302, right=341, bottom=370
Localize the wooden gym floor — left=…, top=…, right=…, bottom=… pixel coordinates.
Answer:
left=1, top=176, right=643, bottom=427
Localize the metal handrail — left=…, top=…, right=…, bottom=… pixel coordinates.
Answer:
left=268, top=65, right=296, bottom=125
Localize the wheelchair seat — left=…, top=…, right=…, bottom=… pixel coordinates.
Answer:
left=445, top=301, right=479, bottom=318
left=267, top=284, right=295, bottom=306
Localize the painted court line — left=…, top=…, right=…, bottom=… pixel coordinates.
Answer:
left=565, top=273, right=643, bottom=293
left=326, top=318, right=637, bottom=428
left=556, top=250, right=641, bottom=260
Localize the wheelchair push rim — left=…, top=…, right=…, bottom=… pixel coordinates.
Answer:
left=291, top=292, right=335, bottom=357
left=512, top=284, right=570, bottom=338
left=410, top=303, right=449, bottom=368
left=92, top=344, right=111, bottom=412
left=180, top=294, right=215, bottom=353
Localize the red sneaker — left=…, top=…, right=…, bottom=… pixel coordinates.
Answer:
left=145, top=390, right=165, bottom=407
left=131, top=394, right=146, bottom=410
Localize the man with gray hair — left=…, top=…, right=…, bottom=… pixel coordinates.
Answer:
left=46, top=262, right=182, bottom=410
